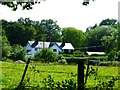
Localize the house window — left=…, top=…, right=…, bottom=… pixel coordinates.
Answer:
left=27, top=50, right=31, bottom=53
left=35, top=48, right=38, bottom=51
left=53, top=49, right=57, bottom=52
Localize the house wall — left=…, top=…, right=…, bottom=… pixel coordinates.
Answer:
left=26, top=44, right=37, bottom=56
left=31, top=48, right=42, bottom=56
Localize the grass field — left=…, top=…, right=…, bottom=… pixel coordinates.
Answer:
left=0, top=61, right=119, bottom=89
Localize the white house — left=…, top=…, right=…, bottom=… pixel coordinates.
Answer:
left=26, top=41, right=74, bottom=56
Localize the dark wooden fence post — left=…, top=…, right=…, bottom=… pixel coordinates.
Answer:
left=85, top=59, right=90, bottom=84
left=78, top=59, right=84, bottom=90
left=19, top=58, right=31, bottom=85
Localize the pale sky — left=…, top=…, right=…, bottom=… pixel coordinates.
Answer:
left=0, top=0, right=119, bottom=32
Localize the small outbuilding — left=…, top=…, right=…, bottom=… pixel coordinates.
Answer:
left=86, top=51, right=105, bottom=65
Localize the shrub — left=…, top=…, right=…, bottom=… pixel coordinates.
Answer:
left=42, top=75, right=77, bottom=90
left=34, top=48, right=58, bottom=62
left=73, top=50, right=85, bottom=57
left=2, top=35, right=12, bottom=58
left=107, top=50, right=118, bottom=61
left=11, top=45, right=27, bottom=61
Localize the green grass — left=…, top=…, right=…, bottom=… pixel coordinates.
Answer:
left=0, top=61, right=119, bottom=89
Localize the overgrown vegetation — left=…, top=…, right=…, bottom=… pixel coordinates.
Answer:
left=1, top=61, right=119, bottom=90
left=33, top=48, right=58, bottom=62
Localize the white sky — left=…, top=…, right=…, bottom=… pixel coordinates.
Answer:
left=0, top=0, right=119, bottom=32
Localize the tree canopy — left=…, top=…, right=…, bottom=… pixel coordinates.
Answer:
left=2, top=20, right=36, bottom=46
left=99, top=18, right=118, bottom=26
left=36, top=19, right=62, bottom=42
left=0, top=0, right=95, bottom=11
left=62, top=27, right=86, bottom=49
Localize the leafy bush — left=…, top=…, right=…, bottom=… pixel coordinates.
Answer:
left=2, top=32, right=12, bottom=58
left=62, top=54, right=73, bottom=57
left=73, top=50, right=85, bottom=57
left=11, top=45, right=27, bottom=61
left=34, top=48, right=58, bottom=62
left=42, top=75, right=77, bottom=90
left=107, top=50, right=118, bottom=61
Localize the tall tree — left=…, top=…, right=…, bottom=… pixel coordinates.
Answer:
left=62, top=27, right=86, bottom=49
left=85, top=26, right=116, bottom=51
left=36, top=19, right=62, bottom=42
left=101, top=22, right=120, bottom=53
left=4, top=21, right=36, bottom=46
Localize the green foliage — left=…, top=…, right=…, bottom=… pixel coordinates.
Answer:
left=107, top=50, right=118, bottom=61
left=11, top=45, right=27, bottom=61
left=85, top=66, right=118, bottom=89
left=2, top=57, right=13, bottom=63
left=36, top=19, right=62, bottom=42
left=42, top=75, right=77, bottom=90
left=4, top=20, right=36, bottom=46
left=1, top=61, right=119, bottom=89
left=73, top=50, right=85, bottom=57
left=99, top=18, right=117, bottom=26
left=2, top=29, right=12, bottom=58
left=86, top=26, right=114, bottom=47
left=0, top=1, right=42, bottom=11
left=62, top=27, right=86, bottom=49
left=34, top=48, right=58, bottom=62
left=0, top=0, right=93, bottom=11
left=101, top=28, right=118, bottom=53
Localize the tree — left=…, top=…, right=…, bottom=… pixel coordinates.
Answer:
left=1, top=29, right=12, bottom=58
left=0, top=19, right=9, bottom=30
left=4, top=20, right=36, bottom=46
left=62, top=27, right=86, bottom=49
left=0, top=0, right=95, bottom=11
left=85, top=26, right=116, bottom=51
left=36, top=19, right=62, bottom=42
left=99, top=18, right=117, bottom=26
left=101, top=26, right=118, bottom=53
left=112, top=23, right=120, bottom=51
left=0, top=1, right=42, bottom=11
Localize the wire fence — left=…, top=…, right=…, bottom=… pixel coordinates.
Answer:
left=1, top=61, right=120, bottom=90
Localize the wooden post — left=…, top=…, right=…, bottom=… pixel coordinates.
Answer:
left=78, top=59, right=84, bottom=90
left=85, top=59, right=90, bottom=84
left=19, top=58, right=30, bottom=85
